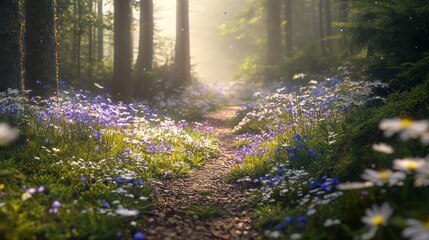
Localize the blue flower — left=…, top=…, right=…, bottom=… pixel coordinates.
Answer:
left=134, top=232, right=145, bottom=240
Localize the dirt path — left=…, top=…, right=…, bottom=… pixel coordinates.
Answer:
left=143, top=106, right=259, bottom=240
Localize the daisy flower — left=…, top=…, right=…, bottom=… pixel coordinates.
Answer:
left=0, top=122, right=19, bottom=146
left=402, top=219, right=429, bottom=240
left=336, top=181, right=374, bottom=190
left=361, top=202, right=393, bottom=240
left=393, top=158, right=425, bottom=173
left=379, top=118, right=429, bottom=141
left=414, top=162, right=429, bottom=187
left=372, top=143, right=394, bottom=154
left=361, top=169, right=405, bottom=186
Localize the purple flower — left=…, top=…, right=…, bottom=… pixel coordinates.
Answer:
left=80, top=176, right=88, bottom=182
left=26, top=188, right=36, bottom=194
left=37, top=186, right=45, bottom=192
left=51, top=200, right=61, bottom=208
left=134, top=232, right=144, bottom=240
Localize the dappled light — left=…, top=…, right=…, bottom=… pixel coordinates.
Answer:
left=1, top=0, right=429, bottom=239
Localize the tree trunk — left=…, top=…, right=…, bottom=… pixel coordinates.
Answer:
left=0, top=0, right=21, bottom=92
left=97, top=0, right=103, bottom=62
left=88, top=0, right=93, bottom=79
left=266, top=0, right=282, bottom=66
left=284, top=0, right=293, bottom=58
left=318, top=0, right=325, bottom=51
left=323, top=0, right=332, bottom=51
left=174, top=0, right=191, bottom=87
left=24, top=0, right=58, bottom=98
left=112, top=0, right=132, bottom=100
left=77, top=0, right=82, bottom=81
left=309, top=0, right=317, bottom=39
left=136, top=0, right=153, bottom=72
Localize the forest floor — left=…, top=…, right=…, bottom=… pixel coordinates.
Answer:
left=143, top=105, right=259, bottom=240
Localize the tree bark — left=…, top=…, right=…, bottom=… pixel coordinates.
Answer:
left=97, top=0, right=103, bottom=62
left=136, top=0, right=153, bottom=72
left=323, top=0, right=332, bottom=51
left=88, top=0, right=94, bottom=79
left=174, top=0, right=191, bottom=87
left=24, top=0, right=58, bottom=98
left=112, top=0, right=132, bottom=100
left=266, top=0, right=282, bottom=66
left=318, top=0, right=325, bottom=51
left=77, top=0, right=82, bottom=81
left=284, top=0, right=293, bottom=58
left=309, top=0, right=317, bottom=39
left=0, top=0, right=21, bottom=92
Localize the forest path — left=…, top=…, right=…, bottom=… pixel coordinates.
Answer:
left=143, top=105, right=259, bottom=240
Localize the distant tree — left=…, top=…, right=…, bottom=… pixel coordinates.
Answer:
left=0, top=0, right=21, bottom=92
left=284, top=0, right=293, bottom=58
left=136, top=0, right=153, bottom=72
left=112, top=0, right=132, bottom=100
left=323, top=0, right=332, bottom=51
left=318, top=0, right=325, bottom=51
left=309, top=0, right=317, bottom=39
left=24, top=0, right=58, bottom=98
left=88, top=0, right=94, bottom=79
left=266, top=0, right=282, bottom=67
left=134, top=0, right=154, bottom=98
left=97, top=0, right=103, bottom=62
left=174, top=0, right=191, bottom=87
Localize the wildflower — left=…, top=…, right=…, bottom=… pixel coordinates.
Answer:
left=0, top=122, right=19, bottom=146
left=26, top=188, right=36, bottom=194
left=49, top=200, right=61, bottom=214
left=323, top=219, right=341, bottom=227
left=37, top=186, right=45, bottom=192
left=361, top=169, right=405, bottom=186
left=336, top=181, right=374, bottom=190
left=21, top=192, right=32, bottom=201
left=379, top=118, right=429, bottom=141
left=393, top=158, right=425, bottom=173
left=52, top=148, right=60, bottom=152
left=402, top=218, right=429, bottom=240
left=0, top=184, right=4, bottom=191
left=115, top=207, right=139, bottom=217
left=134, top=232, right=144, bottom=240
left=290, top=233, right=302, bottom=240
left=414, top=163, right=429, bottom=187
left=361, top=202, right=393, bottom=240
left=420, top=131, right=429, bottom=145
left=372, top=143, right=394, bottom=154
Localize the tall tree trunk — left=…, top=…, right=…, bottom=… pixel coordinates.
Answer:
left=338, top=0, right=348, bottom=50
left=134, top=0, right=154, bottom=98
left=309, top=0, right=317, bottom=39
left=323, top=0, right=332, bottom=51
left=88, top=0, right=93, bottom=79
left=318, top=0, right=325, bottom=51
left=136, top=0, right=153, bottom=72
left=284, top=0, right=293, bottom=58
left=112, top=0, right=132, bottom=100
left=77, top=0, right=82, bottom=81
left=266, top=0, right=282, bottom=67
left=97, top=0, right=103, bottom=62
left=24, top=0, right=58, bottom=98
left=174, top=0, right=191, bottom=87
left=0, top=0, right=21, bottom=92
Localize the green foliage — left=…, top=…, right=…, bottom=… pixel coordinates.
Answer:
left=185, top=204, right=224, bottom=220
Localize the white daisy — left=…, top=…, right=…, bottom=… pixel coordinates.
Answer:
left=372, top=143, right=394, bottom=154
left=361, top=169, right=405, bottom=186
left=336, top=181, right=374, bottom=190
left=115, top=207, right=139, bottom=217
left=393, top=158, right=425, bottom=173
left=414, top=162, right=429, bottom=187
left=379, top=118, right=429, bottom=141
left=0, top=122, right=19, bottom=146
left=402, top=218, right=429, bottom=240
left=361, top=202, right=393, bottom=240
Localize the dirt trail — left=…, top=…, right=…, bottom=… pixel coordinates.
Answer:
left=143, top=106, right=259, bottom=240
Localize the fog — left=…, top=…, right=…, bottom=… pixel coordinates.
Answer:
left=132, top=0, right=247, bottom=83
